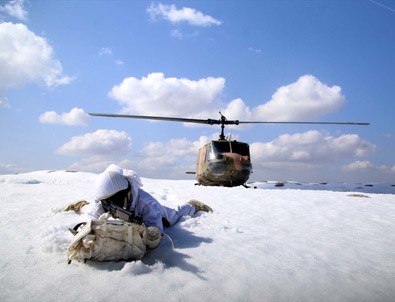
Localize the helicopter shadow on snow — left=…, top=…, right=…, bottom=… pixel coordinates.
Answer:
left=142, top=224, right=213, bottom=279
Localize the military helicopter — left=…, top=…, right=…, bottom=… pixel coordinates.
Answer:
left=89, top=112, right=369, bottom=187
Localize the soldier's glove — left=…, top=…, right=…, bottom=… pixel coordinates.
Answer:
left=187, top=199, right=213, bottom=214
left=146, top=226, right=162, bottom=249
left=62, top=200, right=89, bottom=214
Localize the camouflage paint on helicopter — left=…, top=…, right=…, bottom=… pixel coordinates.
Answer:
left=89, top=112, right=368, bottom=187
left=196, top=140, right=252, bottom=187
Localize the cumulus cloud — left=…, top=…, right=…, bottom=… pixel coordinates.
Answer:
left=215, top=75, right=346, bottom=122
left=253, top=75, right=345, bottom=121
left=222, top=98, right=253, bottom=121
left=0, top=22, right=73, bottom=92
left=250, top=130, right=376, bottom=167
left=136, top=131, right=378, bottom=181
left=143, top=138, right=194, bottom=163
left=341, top=160, right=374, bottom=172
left=108, top=73, right=347, bottom=123
left=129, top=135, right=210, bottom=178
left=342, top=161, right=395, bottom=174
left=140, top=137, right=207, bottom=161
left=108, top=72, right=225, bottom=117
left=147, top=3, right=221, bottom=27
left=0, top=0, right=28, bottom=21
left=39, top=107, right=89, bottom=126
left=63, top=129, right=379, bottom=181
left=66, top=160, right=122, bottom=174
left=64, top=135, right=211, bottom=178
left=57, top=129, right=132, bottom=157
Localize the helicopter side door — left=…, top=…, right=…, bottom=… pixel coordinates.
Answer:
left=196, top=144, right=207, bottom=183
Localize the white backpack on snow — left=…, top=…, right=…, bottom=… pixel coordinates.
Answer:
left=67, top=218, right=147, bottom=263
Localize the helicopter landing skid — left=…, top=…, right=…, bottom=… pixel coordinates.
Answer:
left=243, top=183, right=257, bottom=189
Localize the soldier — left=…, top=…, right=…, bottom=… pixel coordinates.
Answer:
left=65, top=164, right=212, bottom=249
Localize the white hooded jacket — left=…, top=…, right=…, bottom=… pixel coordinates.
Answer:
left=82, top=165, right=195, bottom=232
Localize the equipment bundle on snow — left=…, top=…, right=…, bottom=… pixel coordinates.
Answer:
left=67, top=217, right=147, bottom=263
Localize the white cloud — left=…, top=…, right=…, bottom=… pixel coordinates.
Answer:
left=0, top=0, right=28, bottom=21
left=98, top=47, right=124, bottom=66
left=57, top=129, right=132, bottom=157
left=141, top=137, right=204, bottom=159
left=222, top=98, right=253, bottom=121
left=248, top=47, right=262, bottom=53
left=253, top=75, right=345, bottom=121
left=130, top=136, right=209, bottom=178
left=250, top=130, right=376, bottom=166
left=0, top=163, right=23, bottom=174
left=0, top=22, right=73, bottom=92
left=147, top=3, right=221, bottom=27
left=98, top=47, right=112, bottom=56
left=0, top=97, right=10, bottom=109
left=341, top=161, right=374, bottom=172
left=108, top=72, right=225, bottom=117
left=59, top=128, right=381, bottom=182
left=141, top=138, right=196, bottom=163
left=67, top=160, right=122, bottom=174
left=39, top=107, right=90, bottom=126
left=62, top=130, right=378, bottom=181
left=170, top=29, right=183, bottom=39
left=108, top=73, right=347, bottom=124
left=65, top=135, right=211, bottom=178
left=341, top=162, right=395, bottom=174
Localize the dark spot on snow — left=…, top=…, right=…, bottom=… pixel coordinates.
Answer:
left=15, top=179, right=41, bottom=184
left=347, top=194, right=370, bottom=198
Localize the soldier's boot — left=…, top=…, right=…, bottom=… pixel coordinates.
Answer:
left=62, top=200, right=89, bottom=214
left=187, top=199, right=213, bottom=214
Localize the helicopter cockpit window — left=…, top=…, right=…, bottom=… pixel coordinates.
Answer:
left=211, top=141, right=231, bottom=158
left=206, top=144, right=216, bottom=161
left=209, top=141, right=250, bottom=159
left=231, top=142, right=250, bottom=157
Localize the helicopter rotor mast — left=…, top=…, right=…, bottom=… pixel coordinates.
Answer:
left=89, top=112, right=369, bottom=140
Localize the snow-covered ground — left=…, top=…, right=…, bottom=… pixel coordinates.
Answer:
left=0, top=170, right=394, bottom=302
left=250, top=180, right=395, bottom=195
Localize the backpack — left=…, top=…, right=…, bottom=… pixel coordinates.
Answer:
left=67, top=218, right=147, bottom=263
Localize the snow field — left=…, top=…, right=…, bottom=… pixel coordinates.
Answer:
left=0, top=171, right=394, bottom=302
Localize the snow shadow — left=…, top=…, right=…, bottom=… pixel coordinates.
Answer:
left=143, top=246, right=206, bottom=279
left=85, top=261, right=126, bottom=271
left=164, top=224, right=213, bottom=249
left=82, top=225, right=212, bottom=278
left=141, top=226, right=213, bottom=279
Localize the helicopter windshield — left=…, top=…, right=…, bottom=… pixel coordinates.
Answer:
left=212, top=141, right=231, bottom=154
left=231, top=141, right=250, bottom=156
left=209, top=141, right=250, bottom=159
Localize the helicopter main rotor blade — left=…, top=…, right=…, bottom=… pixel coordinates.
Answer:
left=238, top=121, right=370, bottom=125
left=89, top=113, right=218, bottom=124
left=89, top=113, right=369, bottom=126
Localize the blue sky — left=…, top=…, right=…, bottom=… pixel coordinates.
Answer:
left=0, top=0, right=394, bottom=183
